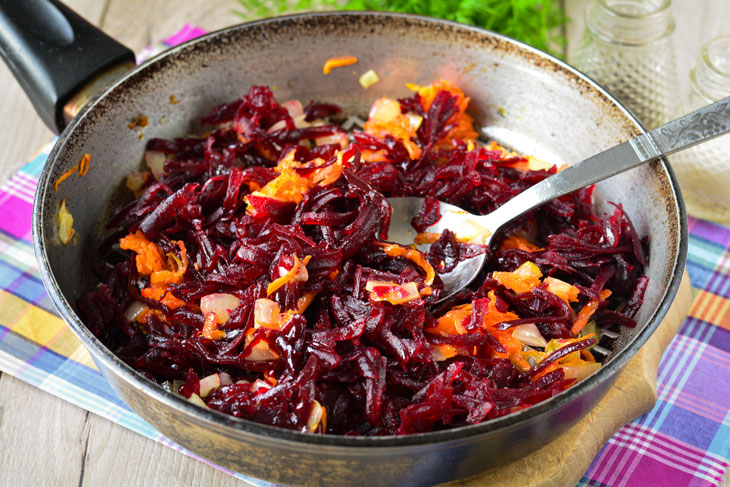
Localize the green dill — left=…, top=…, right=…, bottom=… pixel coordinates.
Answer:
left=234, top=0, right=567, bottom=58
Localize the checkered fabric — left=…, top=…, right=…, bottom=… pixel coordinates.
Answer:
left=0, top=26, right=727, bottom=487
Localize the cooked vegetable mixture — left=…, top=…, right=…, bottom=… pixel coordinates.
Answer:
left=79, top=79, right=648, bottom=435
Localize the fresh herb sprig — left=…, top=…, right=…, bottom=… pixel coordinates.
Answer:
left=235, top=0, right=567, bottom=58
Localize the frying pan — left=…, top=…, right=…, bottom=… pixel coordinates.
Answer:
left=0, top=2, right=687, bottom=486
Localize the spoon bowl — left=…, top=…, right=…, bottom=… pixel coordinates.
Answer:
left=386, top=196, right=487, bottom=300
left=387, top=96, right=730, bottom=302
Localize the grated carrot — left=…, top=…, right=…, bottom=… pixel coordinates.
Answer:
left=570, top=290, right=612, bottom=335
left=492, top=261, right=542, bottom=294
left=267, top=255, right=311, bottom=296
left=120, top=230, right=166, bottom=275
left=141, top=287, right=185, bottom=310
left=202, top=312, right=226, bottom=340
left=53, top=166, right=78, bottom=192
left=376, top=242, right=435, bottom=287
left=323, top=56, right=358, bottom=74
left=425, top=304, right=472, bottom=336
left=78, top=153, right=91, bottom=176
left=499, top=234, right=542, bottom=252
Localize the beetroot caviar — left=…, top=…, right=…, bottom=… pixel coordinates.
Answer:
left=78, top=80, right=647, bottom=435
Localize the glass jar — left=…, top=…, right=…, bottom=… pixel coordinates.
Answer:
left=669, top=36, right=730, bottom=223
left=571, top=0, right=679, bottom=129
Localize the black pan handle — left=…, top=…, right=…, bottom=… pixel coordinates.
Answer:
left=0, top=0, right=135, bottom=133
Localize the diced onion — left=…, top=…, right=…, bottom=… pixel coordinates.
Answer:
left=278, top=261, right=309, bottom=282
left=219, top=372, right=233, bottom=386
left=57, top=199, right=75, bottom=245
left=368, top=97, right=401, bottom=122
left=315, top=132, right=349, bottom=149
left=365, top=280, right=420, bottom=305
left=407, top=113, right=423, bottom=131
left=359, top=69, right=380, bottom=89
left=306, top=400, right=325, bottom=432
left=125, top=170, right=149, bottom=194
left=251, top=378, right=272, bottom=392
left=187, top=393, right=208, bottom=408
left=144, top=150, right=167, bottom=180
left=123, top=300, right=149, bottom=323
left=281, top=99, right=304, bottom=118
left=199, top=373, right=221, bottom=398
left=254, top=298, right=280, bottom=328
left=512, top=323, right=548, bottom=348
left=245, top=342, right=279, bottom=362
left=200, top=293, right=241, bottom=324
left=561, top=362, right=601, bottom=383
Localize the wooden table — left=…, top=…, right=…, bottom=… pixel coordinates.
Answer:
left=0, top=1, right=727, bottom=485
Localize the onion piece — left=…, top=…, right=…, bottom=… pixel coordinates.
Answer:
left=123, top=300, right=149, bottom=323
left=219, top=372, right=233, bottom=386
left=199, top=373, right=221, bottom=398
left=368, top=97, right=401, bottom=122
left=187, top=393, right=208, bottom=408
left=281, top=99, right=304, bottom=118
left=57, top=199, right=75, bottom=245
left=512, top=323, right=548, bottom=348
left=200, top=293, right=241, bottom=324
left=561, top=362, right=601, bottom=383
left=254, top=298, right=280, bottom=329
left=306, top=400, right=326, bottom=433
left=251, top=379, right=272, bottom=393
left=315, top=132, right=349, bottom=149
left=359, top=69, right=380, bottom=89
left=365, top=280, right=420, bottom=305
left=144, top=150, right=167, bottom=180
left=245, top=341, right=279, bottom=362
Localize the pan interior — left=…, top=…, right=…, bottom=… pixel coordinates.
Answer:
left=37, top=13, right=681, bottom=437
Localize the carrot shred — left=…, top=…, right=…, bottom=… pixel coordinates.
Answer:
left=297, top=292, right=317, bottom=313
left=150, top=241, right=189, bottom=286
left=492, top=261, right=542, bottom=294
left=499, top=234, right=542, bottom=252
left=267, top=255, right=311, bottom=296
left=202, top=312, right=226, bottom=340
left=54, top=153, right=93, bottom=191
left=570, top=290, right=612, bottom=335
left=120, top=230, right=166, bottom=275
left=431, top=344, right=458, bottom=361
left=425, top=304, right=472, bottom=336
left=53, top=166, right=78, bottom=192
left=376, top=242, right=435, bottom=286
left=323, top=56, right=358, bottom=74
left=78, top=153, right=91, bottom=176
left=140, top=287, right=185, bottom=310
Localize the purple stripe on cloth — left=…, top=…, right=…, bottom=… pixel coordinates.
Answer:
left=689, top=216, right=730, bottom=246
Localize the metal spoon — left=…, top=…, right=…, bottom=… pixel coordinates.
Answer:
left=388, top=96, right=730, bottom=302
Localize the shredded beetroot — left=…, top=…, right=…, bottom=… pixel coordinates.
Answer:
left=79, top=82, right=649, bottom=436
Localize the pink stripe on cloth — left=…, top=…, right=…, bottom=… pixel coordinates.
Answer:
left=0, top=192, right=33, bottom=240
left=164, top=24, right=208, bottom=46
left=590, top=423, right=728, bottom=486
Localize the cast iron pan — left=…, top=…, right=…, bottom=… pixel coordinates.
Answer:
left=0, top=1, right=687, bottom=485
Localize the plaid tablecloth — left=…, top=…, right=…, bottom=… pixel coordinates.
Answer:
left=0, top=27, right=728, bottom=487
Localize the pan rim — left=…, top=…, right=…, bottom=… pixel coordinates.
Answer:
left=33, top=10, right=687, bottom=448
